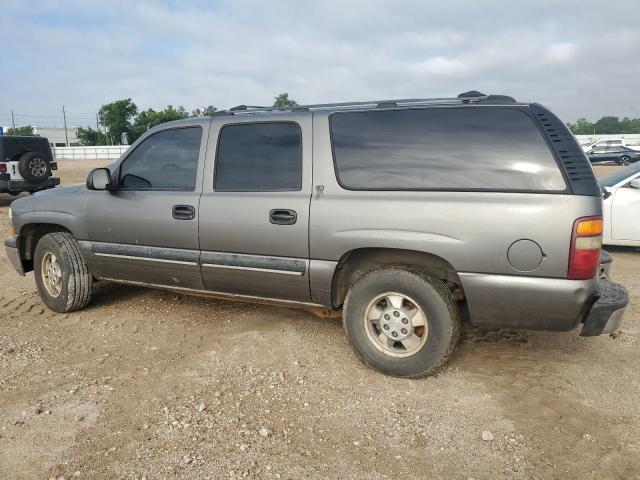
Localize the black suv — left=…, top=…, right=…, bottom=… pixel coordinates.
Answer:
left=0, top=136, right=59, bottom=195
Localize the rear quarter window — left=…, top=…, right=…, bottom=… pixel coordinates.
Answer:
left=330, top=107, right=567, bottom=191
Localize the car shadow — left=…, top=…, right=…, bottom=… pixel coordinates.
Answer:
left=87, top=281, right=148, bottom=309
left=603, top=245, right=640, bottom=253
left=0, top=193, right=28, bottom=207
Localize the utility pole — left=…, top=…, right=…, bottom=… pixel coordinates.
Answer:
left=11, top=110, right=16, bottom=131
left=62, top=105, right=69, bottom=146
left=96, top=114, right=99, bottom=130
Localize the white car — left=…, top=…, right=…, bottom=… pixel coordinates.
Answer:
left=601, top=163, right=640, bottom=246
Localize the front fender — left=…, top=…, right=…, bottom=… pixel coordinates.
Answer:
left=16, top=211, right=88, bottom=240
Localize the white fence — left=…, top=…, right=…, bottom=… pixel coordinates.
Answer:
left=575, top=134, right=640, bottom=146
left=53, top=146, right=129, bottom=160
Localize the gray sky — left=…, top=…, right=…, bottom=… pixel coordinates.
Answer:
left=1, top=0, right=639, bottom=127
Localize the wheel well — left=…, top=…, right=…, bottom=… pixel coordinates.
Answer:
left=19, top=223, right=71, bottom=272
left=331, top=248, right=464, bottom=308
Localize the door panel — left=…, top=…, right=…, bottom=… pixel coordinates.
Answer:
left=198, top=114, right=313, bottom=303
left=590, top=148, right=610, bottom=163
left=611, top=186, right=640, bottom=241
left=85, top=122, right=210, bottom=289
left=86, top=190, right=203, bottom=289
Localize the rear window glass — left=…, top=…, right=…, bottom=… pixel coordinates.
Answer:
left=330, top=107, right=566, bottom=191
left=215, top=122, right=302, bottom=191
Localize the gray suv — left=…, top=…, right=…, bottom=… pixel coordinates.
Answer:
left=4, top=92, right=629, bottom=377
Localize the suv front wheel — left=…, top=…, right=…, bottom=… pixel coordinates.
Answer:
left=34, top=232, right=92, bottom=313
left=343, top=266, right=460, bottom=377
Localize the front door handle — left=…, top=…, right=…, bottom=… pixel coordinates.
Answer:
left=269, top=209, right=297, bottom=225
left=173, top=205, right=195, bottom=220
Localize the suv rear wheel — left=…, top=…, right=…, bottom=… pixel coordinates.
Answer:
left=343, top=266, right=460, bottom=377
left=18, top=151, right=51, bottom=183
left=34, top=232, right=92, bottom=313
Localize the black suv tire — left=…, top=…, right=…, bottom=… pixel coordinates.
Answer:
left=34, top=232, right=92, bottom=313
left=18, top=151, right=51, bottom=183
left=343, top=266, right=460, bottom=378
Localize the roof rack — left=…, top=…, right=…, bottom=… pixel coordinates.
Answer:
left=213, top=91, right=516, bottom=117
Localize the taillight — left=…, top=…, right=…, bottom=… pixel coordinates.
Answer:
left=0, top=163, right=6, bottom=174
left=50, top=162, right=58, bottom=170
left=568, top=216, right=603, bottom=280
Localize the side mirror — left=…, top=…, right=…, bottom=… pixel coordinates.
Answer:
left=86, top=168, right=113, bottom=191
left=629, top=178, right=640, bottom=189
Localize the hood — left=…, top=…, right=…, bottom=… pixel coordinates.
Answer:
left=30, top=183, right=85, bottom=196
left=11, top=183, right=88, bottom=218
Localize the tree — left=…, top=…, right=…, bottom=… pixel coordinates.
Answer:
left=98, top=98, right=138, bottom=145
left=566, top=118, right=595, bottom=135
left=77, top=126, right=107, bottom=146
left=594, top=116, right=622, bottom=135
left=567, top=115, right=640, bottom=135
left=130, top=105, right=190, bottom=142
left=7, top=126, right=36, bottom=136
left=620, top=117, right=640, bottom=134
left=273, top=93, right=299, bottom=108
left=191, top=106, right=217, bottom=116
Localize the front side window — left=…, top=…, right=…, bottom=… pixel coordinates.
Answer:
left=214, top=122, right=302, bottom=191
left=119, top=127, right=202, bottom=190
left=330, top=107, right=567, bottom=191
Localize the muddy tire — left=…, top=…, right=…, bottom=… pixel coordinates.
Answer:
left=343, top=266, right=460, bottom=378
left=34, top=232, right=92, bottom=313
left=18, top=152, right=51, bottom=184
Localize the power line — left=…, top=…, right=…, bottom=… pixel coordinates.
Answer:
left=5, top=113, right=95, bottom=119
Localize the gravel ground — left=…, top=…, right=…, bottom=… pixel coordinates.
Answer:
left=0, top=161, right=639, bottom=480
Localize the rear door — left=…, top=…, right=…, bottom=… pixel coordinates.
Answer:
left=198, top=113, right=313, bottom=302
left=85, top=122, right=209, bottom=289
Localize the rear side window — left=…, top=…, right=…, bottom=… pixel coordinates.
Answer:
left=215, top=122, right=302, bottom=191
left=330, top=107, right=566, bottom=191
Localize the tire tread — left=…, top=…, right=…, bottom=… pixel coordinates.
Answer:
left=343, top=264, right=460, bottom=378
left=39, top=232, right=92, bottom=312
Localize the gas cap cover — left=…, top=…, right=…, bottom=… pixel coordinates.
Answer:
left=507, top=239, right=544, bottom=272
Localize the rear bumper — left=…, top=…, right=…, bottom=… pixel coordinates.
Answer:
left=460, top=273, right=595, bottom=331
left=0, top=177, right=59, bottom=193
left=580, top=280, right=628, bottom=336
left=3, top=234, right=24, bottom=276
left=460, top=258, right=627, bottom=335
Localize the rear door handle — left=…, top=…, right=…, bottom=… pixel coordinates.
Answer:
left=269, top=209, right=297, bottom=225
left=173, top=205, right=195, bottom=220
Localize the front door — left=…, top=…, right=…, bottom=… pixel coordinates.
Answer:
left=198, top=114, right=312, bottom=303
left=612, top=181, right=640, bottom=241
left=589, top=146, right=610, bottom=163
left=85, top=123, right=209, bottom=290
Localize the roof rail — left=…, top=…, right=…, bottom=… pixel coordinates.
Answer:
left=212, top=91, right=516, bottom=117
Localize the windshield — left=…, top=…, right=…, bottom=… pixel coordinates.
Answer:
left=599, top=163, right=640, bottom=187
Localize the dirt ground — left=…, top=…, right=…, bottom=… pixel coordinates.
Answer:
left=1, top=161, right=638, bottom=480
